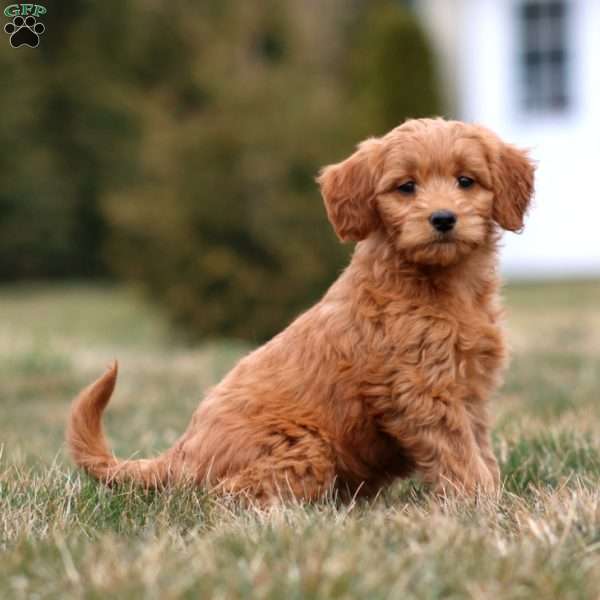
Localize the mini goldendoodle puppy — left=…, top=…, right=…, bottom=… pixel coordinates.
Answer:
left=68, top=118, right=535, bottom=503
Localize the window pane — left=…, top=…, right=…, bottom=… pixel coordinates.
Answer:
left=518, top=0, right=569, bottom=113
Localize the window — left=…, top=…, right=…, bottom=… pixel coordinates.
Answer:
left=518, top=0, right=570, bottom=113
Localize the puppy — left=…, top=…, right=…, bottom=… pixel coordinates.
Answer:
left=68, top=118, right=534, bottom=503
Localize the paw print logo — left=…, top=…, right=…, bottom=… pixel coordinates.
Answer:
left=4, top=15, right=45, bottom=48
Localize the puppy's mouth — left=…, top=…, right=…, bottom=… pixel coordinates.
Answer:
left=402, top=234, right=479, bottom=266
left=432, top=233, right=456, bottom=244
left=427, top=229, right=462, bottom=247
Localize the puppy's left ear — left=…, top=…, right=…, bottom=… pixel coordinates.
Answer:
left=317, top=138, right=383, bottom=242
left=490, top=142, right=536, bottom=232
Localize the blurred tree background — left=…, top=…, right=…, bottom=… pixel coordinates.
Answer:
left=0, top=0, right=442, bottom=342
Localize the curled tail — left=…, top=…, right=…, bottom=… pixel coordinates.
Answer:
left=67, top=362, right=172, bottom=487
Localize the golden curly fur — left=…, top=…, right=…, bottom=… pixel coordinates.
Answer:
left=68, top=118, right=535, bottom=503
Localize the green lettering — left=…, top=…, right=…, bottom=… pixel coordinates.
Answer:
left=4, top=4, right=20, bottom=17
left=33, top=5, right=46, bottom=17
left=21, top=4, right=33, bottom=16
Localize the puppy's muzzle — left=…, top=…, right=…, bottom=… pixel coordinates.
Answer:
left=429, top=210, right=457, bottom=233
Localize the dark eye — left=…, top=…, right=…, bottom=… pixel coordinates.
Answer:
left=397, top=181, right=416, bottom=195
left=457, top=176, right=475, bottom=189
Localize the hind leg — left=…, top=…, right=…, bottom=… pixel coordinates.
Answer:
left=217, top=431, right=337, bottom=505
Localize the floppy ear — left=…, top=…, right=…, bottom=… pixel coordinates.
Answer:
left=317, top=138, right=382, bottom=241
left=489, top=142, right=535, bottom=232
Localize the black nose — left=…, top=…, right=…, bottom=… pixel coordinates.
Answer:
left=429, top=210, right=457, bottom=232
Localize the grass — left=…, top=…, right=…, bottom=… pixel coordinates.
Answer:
left=1, top=280, right=600, bottom=599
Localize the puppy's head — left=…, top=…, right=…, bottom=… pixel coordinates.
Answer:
left=317, top=118, right=535, bottom=266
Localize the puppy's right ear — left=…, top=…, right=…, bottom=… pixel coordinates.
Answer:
left=317, top=138, right=382, bottom=242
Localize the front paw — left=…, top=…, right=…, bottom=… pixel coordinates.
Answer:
left=484, top=456, right=501, bottom=490
left=433, top=459, right=498, bottom=498
left=471, top=457, right=499, bottom=497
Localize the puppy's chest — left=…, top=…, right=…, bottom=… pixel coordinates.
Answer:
left=368, top=301, right=505, bottom=396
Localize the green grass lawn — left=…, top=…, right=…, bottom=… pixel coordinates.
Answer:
left=1, top=281, right=600, bottom=599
